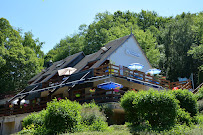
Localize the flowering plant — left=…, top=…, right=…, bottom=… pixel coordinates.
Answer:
left=75, top=94, right=81, bottom=97
left=161, top=76, right=166, bottom=80
left=9, top=104, right=13, bottom=108
left=131, top=88, right=138, bottom=93
left=89, top=88, right=96, bottom=93
left=113, top=89, right=119, bottom=92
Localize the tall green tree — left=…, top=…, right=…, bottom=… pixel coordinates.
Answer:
left=159, top=17, right=196, bottom=81
left=0, top=18, right=44, bottom=93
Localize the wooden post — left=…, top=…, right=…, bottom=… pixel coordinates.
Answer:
left=109, top=64, right=111, bottom=75
left=143, top=73, right=145, bottom=81
left=118, top=65, right=120, bottom=76
left=169, top=81, right=171, bottom=89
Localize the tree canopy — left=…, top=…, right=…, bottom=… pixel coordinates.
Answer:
left=45, top=10, right=202, bottom=85
left=1, top=10, right=203, bottom=94
left=0, top=18, right=44, bottom=94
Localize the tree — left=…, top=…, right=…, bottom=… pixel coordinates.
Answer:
left=0, top=18, right=44, bottom=93
left=44, top=34, right=85, bottom=66
left=159, top=17, right=197, bottom=81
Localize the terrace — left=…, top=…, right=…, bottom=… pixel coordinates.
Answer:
left=0, top=63, right=192, bottom=116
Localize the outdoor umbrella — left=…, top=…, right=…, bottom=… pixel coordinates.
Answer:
left=146, top=68, right=161, bottom=75
left=128, top=63, right=144, bottom=70
left=12, top=99, right=18, bottom=105
left=97, top=82, right=123, bottom=90
left=12, top=99, right=30, bottom=105
left=58, top=67, right=77, bottom=76
left=20, top=99, right=30, bottom=104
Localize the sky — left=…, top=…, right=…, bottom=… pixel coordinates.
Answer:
left=1, top=0, right=202, bottom=54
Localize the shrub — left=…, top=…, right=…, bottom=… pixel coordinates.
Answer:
left=99, top=103, right=114, bottom=124
left=88, top=119, right=109, bottom=131
left=22, top=109, right=46, bottom=128
left=172, top=89, right=198, bottom=117
left=196, top=87, right=203, bottom=101
left=18, top=124, right=35, bottom=135
left=81, top=102, right=108, bottom=131
left=198, top=99, right=203, bottom=113
left=20, top=99, right=109, bottom=134
left=177, top=108, right=192, bottom=126
left=44, top=99, right=82, bottom=134
left=120, top=91, right=139, bottom=125
left=120, top=89, right=179, bottom=129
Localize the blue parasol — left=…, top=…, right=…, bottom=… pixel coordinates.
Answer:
left=97, top=82, right=123, bottom=90
left=128, top=63, right=144, bottom=70
left=146, top=69, right=161, bottom=75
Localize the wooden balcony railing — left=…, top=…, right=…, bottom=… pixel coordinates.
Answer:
left=0, top=101, right=47, bottom=117
left=94, top=64, right=191, bottom=90
left=0, top=64, right=193, bottom=117
left=73, top=89, right=125, bottom=103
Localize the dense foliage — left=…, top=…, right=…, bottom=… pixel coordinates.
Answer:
left=44, top=99, right=82, bottom=134
left=120, top=89, right=179, bottom=129
left=1, top=10, right=202, bottom=94
left=19, top=99, right=108, bottom=135
left=22, top=110, right=46, bottom=128
left=0, top=18, right=44, bottom=94
left=45, top=10, right=203, bottom=85
left=172, top=89, right=198, bottom=117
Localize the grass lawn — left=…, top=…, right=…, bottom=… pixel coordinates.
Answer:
left=63, top=123, right=203, bottom=135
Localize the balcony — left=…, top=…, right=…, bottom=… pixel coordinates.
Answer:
left=74, top=89, right=125, bottom=103
left=0, top=64, right=192, bottom=117
left=94, top=64, right=192, bottom=90
left=0, top=101, right=47, bottom=117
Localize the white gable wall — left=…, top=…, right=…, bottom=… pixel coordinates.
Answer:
left=107, top=36, right=152, bottom=72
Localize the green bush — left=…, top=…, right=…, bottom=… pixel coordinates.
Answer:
left=198, top=99, right=203, bottom=113
left=172, top=89, right=198, bottom=117
left=196, top=87, right=203, bottom=101
left=18, top=124, right=35, bottom=135
left=22, top=110, right=46, bottom=128
left=120, top=91, right=139, bottom=125
left=88, top=119, right=109, bottom=131
left=20, top=99, right=109, bottom=134
left=99, top=103, right=114, bottom=124
left=177, top=108, right=192, bottom=126
left=120, top=89, right=179, bottom=129
left=44, top=99, right=82, bottom=134
left=81, top=102, right=108, bottom=131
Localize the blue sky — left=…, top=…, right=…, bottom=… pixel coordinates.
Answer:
left=1, top=0, right=202, bottom=54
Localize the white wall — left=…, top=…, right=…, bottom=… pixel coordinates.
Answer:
left=107, top=36, right=152, bottom=72
left=0, top=113, right=29, bottom=135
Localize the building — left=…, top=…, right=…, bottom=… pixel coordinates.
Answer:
left=0, top=34, right=192, bottom=134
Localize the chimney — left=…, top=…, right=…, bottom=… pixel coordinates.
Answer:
left=47, top=60, right=53, bottom=68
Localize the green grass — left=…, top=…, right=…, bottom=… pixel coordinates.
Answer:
left=63, top=125, right=131, bottom=135
left=63, top=124, right=203, bottom=135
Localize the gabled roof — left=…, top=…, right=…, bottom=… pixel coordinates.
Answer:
left=91, top=34, right=131, bottom=68
left=29, top=34, right=152, bottom=85
left=73, top=34, right=131, bottom=72
left=29, top=52, right=85, bottom=84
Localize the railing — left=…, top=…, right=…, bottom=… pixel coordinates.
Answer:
left=94, top=64, right=191, bottom=90
left=0, top=101, right=47, bottom=117
left=73, top=89, right=125, bottom=103
left=0, top=64, right=193, bottom=117
left=193, top=82, right=203, bottom=94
